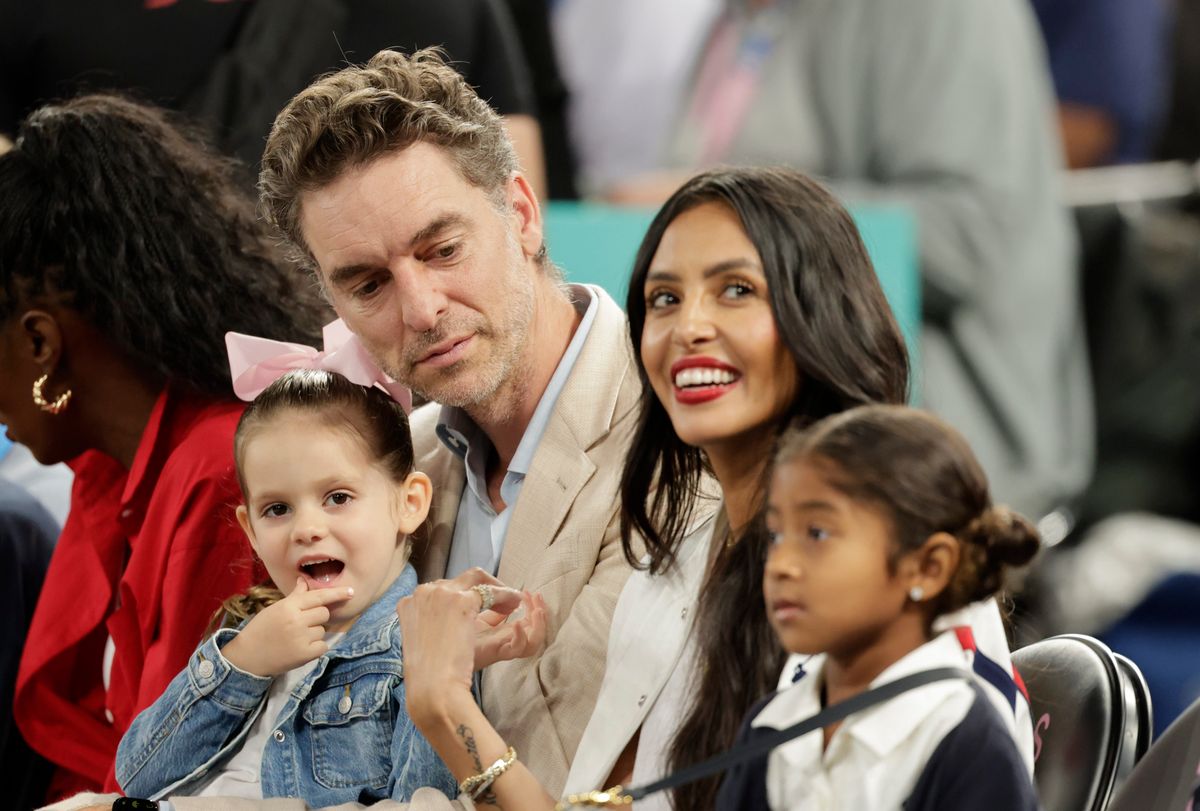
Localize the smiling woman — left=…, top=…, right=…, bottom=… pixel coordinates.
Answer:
left=612, top=167, right=913, bottom=811
left=0, top=94, right=326, bottom=800
left=638, top=201, right=800, bottom=456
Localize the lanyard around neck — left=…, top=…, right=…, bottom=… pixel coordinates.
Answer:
left=558, top=667, right=969, bottom=808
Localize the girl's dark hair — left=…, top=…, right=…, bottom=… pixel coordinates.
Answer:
left=775, top=405, right=1041, bottom=614
left=618, top=167, right=910, bottom=811
left=213, top=369, right=415, bottom=629
left=0, top=94, right=327, bottom=396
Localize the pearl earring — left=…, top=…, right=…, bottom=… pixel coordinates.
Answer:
left=908, top=585, right=925, bottom=602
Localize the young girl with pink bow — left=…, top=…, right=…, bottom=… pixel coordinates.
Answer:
left=112, top=323, right=546, bottom=807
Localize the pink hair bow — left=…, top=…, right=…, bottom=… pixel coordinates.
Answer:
left=225, top=319, right=412, bottom=412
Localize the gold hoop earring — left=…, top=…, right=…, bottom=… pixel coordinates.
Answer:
left=32, top=374, right=72, bottom=415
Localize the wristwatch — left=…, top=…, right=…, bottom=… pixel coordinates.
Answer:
left=113, top=799, right=159, bottom=810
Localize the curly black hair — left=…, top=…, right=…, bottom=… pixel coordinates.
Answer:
left=0, top=94, right=328, bottom=396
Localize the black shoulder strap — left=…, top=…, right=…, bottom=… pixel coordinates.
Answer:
left=626, top=666, right=968, bottom=801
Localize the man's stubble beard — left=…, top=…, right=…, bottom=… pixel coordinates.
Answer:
left=464, top=266, right=536, bottom=427
left=394, top=257, right=536, bottom=424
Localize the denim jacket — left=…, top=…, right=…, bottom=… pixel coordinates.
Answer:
left=115, top=565, right=457, bottom=805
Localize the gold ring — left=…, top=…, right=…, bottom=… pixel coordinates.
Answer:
left=471, top=584, right=495, bottom=613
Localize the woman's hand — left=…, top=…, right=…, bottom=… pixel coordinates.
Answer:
left=397, top=570, right=558, bottom=811
left=222, top=578, right=352, bottom=677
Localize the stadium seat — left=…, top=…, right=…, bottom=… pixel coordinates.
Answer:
left=1014, top=634, right=1139, bottom=811
left=1111, top=652, right=1154, bottom=793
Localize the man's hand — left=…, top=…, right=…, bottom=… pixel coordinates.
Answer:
left=398, top=568, right=529, bottom=723
left=474, top=590, right=548, bottom=670
left=222, top=579, right=353, bottom=677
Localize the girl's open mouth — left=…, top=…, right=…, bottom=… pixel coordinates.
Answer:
left=299, top=557, right=346, bottom=586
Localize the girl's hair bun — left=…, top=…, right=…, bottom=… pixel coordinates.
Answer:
left=961, top=505, right=1040, bottom=603
left=964, top=505, right=1041, bottom=568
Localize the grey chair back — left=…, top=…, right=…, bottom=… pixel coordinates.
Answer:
left=1111, top=652, right=1154, bottom=794
left=1013, top=634, right=1126, bottom=811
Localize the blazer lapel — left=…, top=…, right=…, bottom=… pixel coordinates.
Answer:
left=412, top=286, right=637, bottom=586
left=497, top=414, right=595, bottom=589
left=498, top=288, right=638, bottom=589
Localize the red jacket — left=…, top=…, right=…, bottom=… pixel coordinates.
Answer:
left=15, top=389, right=255, bottom=797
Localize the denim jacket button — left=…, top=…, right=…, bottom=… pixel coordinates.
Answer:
left=273, top=730, right=285, bottom=743
left=197, top=660, right=215, bottom=679
left=338, top=695, right=353, bottom=715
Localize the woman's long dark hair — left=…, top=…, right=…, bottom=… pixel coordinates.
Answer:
left=618, top=167, right=910, bottom=810
left=0, top=94, right=327, bottom=395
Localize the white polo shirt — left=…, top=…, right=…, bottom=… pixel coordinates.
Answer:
left=757, top=632, right=976, bottom=810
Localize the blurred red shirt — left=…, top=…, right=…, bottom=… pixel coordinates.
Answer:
left=15, top=388, right=254, bottom=798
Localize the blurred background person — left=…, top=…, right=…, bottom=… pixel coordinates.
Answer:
left=1031, top=0, right=1173, bottom=167
left=0, top=94, right=327, bottom=804
left=1158, top=0, right=1200, bottom=162
left=0, top=477, right=57, bottom=811
left=551, top=0, right=720, bottom=196
left=0, top=434, right=72, bottom=527
left=604, top=0, right=1092, bottom=525
left=502, top=0, right=579, bottom=199
left=1027, top=0, right=1200, bottom=723
left=0, top=0, right=549, bottom=196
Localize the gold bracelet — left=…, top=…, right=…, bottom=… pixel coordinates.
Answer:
left=459, top=746, right=517, bottom=799
left=555, top=786, right=633, bottom=809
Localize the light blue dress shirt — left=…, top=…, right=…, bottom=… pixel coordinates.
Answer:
left=439, top=285, right=600, bottom=578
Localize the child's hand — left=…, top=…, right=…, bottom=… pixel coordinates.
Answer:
left=222, top=579, right=353, bottom=677
left=474, top=590, right=548, bottom=670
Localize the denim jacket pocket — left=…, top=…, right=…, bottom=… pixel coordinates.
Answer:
left=303, top=671, right=397, bottom=789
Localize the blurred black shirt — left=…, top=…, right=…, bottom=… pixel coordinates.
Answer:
left=0, top=0, right=535, bottom=165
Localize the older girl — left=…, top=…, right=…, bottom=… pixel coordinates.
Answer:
left=717, top=405, right=1039, bottom=810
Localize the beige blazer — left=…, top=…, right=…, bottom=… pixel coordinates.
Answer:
left=408, top=286, right=642, bottom=796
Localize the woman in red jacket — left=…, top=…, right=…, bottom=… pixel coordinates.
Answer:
left=0, top=94, right=327, bottom=801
